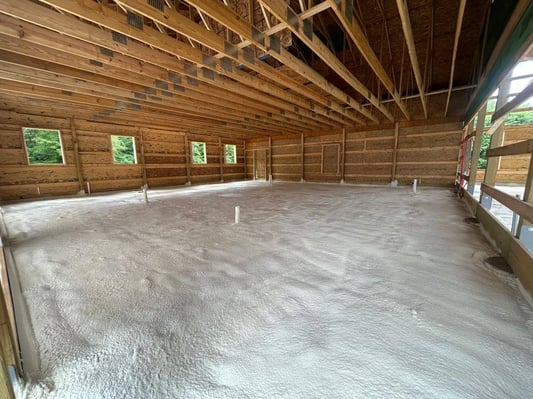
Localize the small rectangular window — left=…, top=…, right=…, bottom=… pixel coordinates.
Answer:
left=192, top=141, right=207, bottom=164
left=225, top=144, right=237, bottom=164
left=111, top=135, right=137, bottom=164
left=22, top=128, right=65, bottom=165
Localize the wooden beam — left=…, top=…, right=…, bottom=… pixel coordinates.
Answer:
left=491, top=80, right=533, bottom=124
left=219, top=137, right=224, bottom=182
left=486, top=139, right=533, bottom=157
left=444, top=0, right=467, bottom=117
left=395, top=0, right=428, bottom=118
left=184, top=135, right=191, bottom=184
left=139, top=128, right=148, bottom=187
left=328, top=0, right=410, bottom=120
left=391, top=122, right=399, bottom=180
left=0, top=32, right=334, bottom=131
left=467, top=104, right=487, bottom=192
left=481, top=183, right=533, bottom=224
left=301, top=132, right=305, bottom=181
left=0, top=0, right=344, bottom=129
left=482, top=77, right=511, bottom=195
left=259, top=0, right=394, bottom=122
left=517, top=154, right=533, bottom=240
left=340, top=128, right=346, bottom=182
left=69, top=118, right=85, bottom=192
left=120, top=0, right=365, bottom=124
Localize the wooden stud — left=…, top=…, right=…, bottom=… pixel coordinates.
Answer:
left=481, top=77, right=511, bottom=202
left=219, top=137, right=224, bottom=182
left=467, top=104, right=487, bottom=193
left=69, top=118, right=85, bottom=193
left=391, top=122, right=399, bottom=180
left=268, top=136, right=272, bottom=180
left=517, top=155, right=533, bottom=238
left=139, top=128, right=148, bottom=187
left=341, top=128, right=346, bottom=182
left=301, top=133, right=305, bottom=181
left=184, top=135, right=191, bottom=184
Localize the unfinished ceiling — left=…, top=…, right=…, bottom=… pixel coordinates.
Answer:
left=0, top=0, right=491, bottom=138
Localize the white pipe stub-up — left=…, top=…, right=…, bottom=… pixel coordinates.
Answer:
left=235, top=206, right=240, bottom=224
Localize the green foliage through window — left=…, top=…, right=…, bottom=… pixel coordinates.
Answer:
left=225, top=144, right=237, bottom=164
left=23, top=128, right=64, bottom=165
left=192, top=142, right=207, bottom=164
left=111, top=135, right=136, bottom=164
left=477, top=133, right=491, bottom=169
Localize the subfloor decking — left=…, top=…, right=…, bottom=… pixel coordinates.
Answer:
left=3, top=182, right=533, bottom=398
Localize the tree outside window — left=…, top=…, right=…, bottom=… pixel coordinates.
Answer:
left=22, top=128, right=65, bottom=165
left=225, top=144, right=237, bottom=164
left=111, top=135, right=137, bottom=164
left=192, top=141, right=207, bottom=164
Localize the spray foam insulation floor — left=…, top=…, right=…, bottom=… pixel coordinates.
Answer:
left=3, top=181, right=533, bottom=398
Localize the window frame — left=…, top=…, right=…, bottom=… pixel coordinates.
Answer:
left=191, top=141, right=207, bottom=164
left=110, top=135, right=138, bottom=165
left=224, top=144, right=237, bottom=164
left=22, top=127, right=66, bottom=166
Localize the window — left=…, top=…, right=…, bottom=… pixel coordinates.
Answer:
left=22, top=128, right=65, bottom=165
left=111, top=135, right=137, bottom=164
left=225, top=144, right=237, bottom=164
left=191, top=141, right=207, bottom=164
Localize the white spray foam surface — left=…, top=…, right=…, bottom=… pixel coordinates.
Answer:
left=3, top=182, right=533, bottom=398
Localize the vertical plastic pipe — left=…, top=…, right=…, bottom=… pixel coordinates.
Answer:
left=143, top=185, right=149, bottom=203
left=36, top=186, right=40, bottom=195
left=413, top=179, right=417, bottom=193
left=86, top=181, right=91, bottom=196
left=235, top=206, right=240, bottom=224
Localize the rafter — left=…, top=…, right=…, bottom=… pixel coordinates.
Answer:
left=0, top=1, right=347, bottom=129
left=444, top=0, right=467, bottom=116
left=258, top=0, right=394, bottom=122
left=184, top=0, right=376, bottom=123
left=33, top=0, right=362, bottom=125
left=328, top=0, right=410, bottom=120
left=0, top=33, right=330, bottom=132
left=395, top=0, right=428, bottom=118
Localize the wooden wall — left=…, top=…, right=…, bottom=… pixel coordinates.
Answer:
left=0, top=111, right=245, bottom=200
left=476, top=125, right=532, bottom=184
left=246, top=120, right=463, bottom=186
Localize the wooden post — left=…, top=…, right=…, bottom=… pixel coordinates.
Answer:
left=340, top=128, right=346, bottom=183
left=138, top=128, right=148, bottom=187
left=219, top=137, right=224, bottom=182
left=252, top=150, right=256, bottom=180
left=0, top=248, right=19, bottom=376
left=184, top=135, right=191, bottom=184
left=69, top=118, right=85, bottom=193
left=243, top=141, right=247, bottom=180
left=0, top=252, right=16, bottom=399
left=268, top=136, right=272, bottom=181
left=0, top=351, right=14, bottom=399
left=517, top=155, right=533, bottom=240
left=467, top=104, right=487, bottom=194
left=391, top=122, right=399, bottom=181
left=301, top=133, right=305, bottom=182
left=481, top=77, right=511, bottom=206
